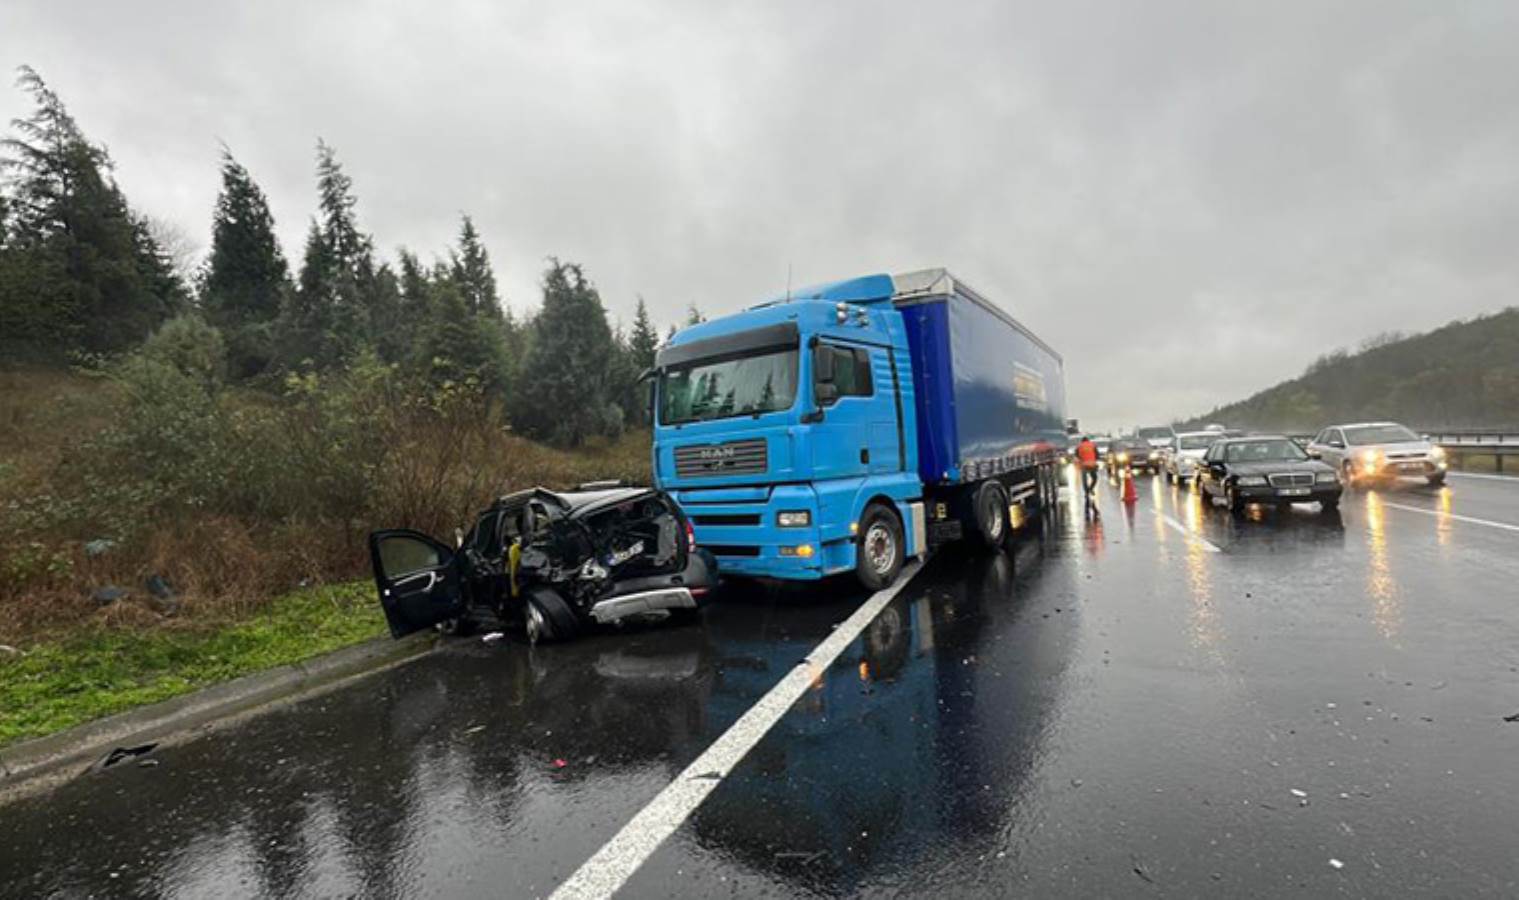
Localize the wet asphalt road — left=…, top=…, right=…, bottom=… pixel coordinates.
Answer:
left=4, top=472, right=1519, bottom=898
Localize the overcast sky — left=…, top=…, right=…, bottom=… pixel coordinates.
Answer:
left=4, top=1, right=1516, bottom=430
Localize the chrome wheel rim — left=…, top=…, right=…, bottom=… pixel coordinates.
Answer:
left=865, top=522, right=896, bottom=575
left=526, top=605, right=545, bottom=643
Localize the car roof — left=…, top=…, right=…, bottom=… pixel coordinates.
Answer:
left=1330, top=421, right=1405, bottom=429
left=1215, top=434, right=1292, bottom=444
left=1175, top=430, right=1220, bottom=438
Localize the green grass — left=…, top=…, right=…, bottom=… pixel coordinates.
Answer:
left=0, top=581, right=385, bottom=748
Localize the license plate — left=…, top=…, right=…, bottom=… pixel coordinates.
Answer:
left=1279, top=487, right=1311, bottom=496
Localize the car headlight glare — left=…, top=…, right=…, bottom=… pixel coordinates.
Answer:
left=1149, top=451, right=1160, bottom=460
left=1117, top=452, right=1130, bottom=462
left=1236, top=476, right=1267, bottom=486
left=1430, top=446, right=1446, bottom=461
left=777, top=510, right=811, bottom=528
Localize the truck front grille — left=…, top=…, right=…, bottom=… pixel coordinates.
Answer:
left=674, top=439, right=767, bottom=478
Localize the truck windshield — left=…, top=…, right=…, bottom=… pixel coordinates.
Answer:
left=1138, top=427, right=1173, bottom=440
left=659, top=349, right=799, bottom=425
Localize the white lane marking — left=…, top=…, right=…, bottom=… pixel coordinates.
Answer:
left=1380, top=501, right=1519, bottom=534
left=550, top=561, right=924, bottom=900
left=1157, top=511, right=1223, bottom=553
left=1447, top=471, right=1519, bottom=484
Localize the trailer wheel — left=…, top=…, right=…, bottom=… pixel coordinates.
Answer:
left=524, top=587, right=579, bottom=644
left=855, top=503, right=904, bottom=592
left=972, top=481, right=1010, bottom=548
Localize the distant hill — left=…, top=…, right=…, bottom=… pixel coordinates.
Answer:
left=1179, top=308, right=1519, bottom=433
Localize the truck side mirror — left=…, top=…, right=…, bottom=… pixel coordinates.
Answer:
left=815, top=382, right=840, bottom=405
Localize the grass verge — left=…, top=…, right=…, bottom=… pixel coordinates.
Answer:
left=0, top=581, right=384, bottom=748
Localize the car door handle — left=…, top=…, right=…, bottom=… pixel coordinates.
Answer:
left=860, top=448, right=870, bottom=464
left=393, top=570, right=439, bottom=593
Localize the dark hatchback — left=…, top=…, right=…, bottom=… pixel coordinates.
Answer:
left=1198, top=436, right=1342, bottom=514
left=369, top=485, right=718, bottom=643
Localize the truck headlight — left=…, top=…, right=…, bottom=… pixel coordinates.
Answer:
left=1316, top=471, right=1339, bottom=484
left=1236, top=476, right=1267, bottom=486
left=1149, top=451, right=1160, bottom=460
left=777, top=510, right=811, bottom=528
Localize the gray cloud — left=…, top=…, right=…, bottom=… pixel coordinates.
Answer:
left=4, top=0, right=1516, bottom=430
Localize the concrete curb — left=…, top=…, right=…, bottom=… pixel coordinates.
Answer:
left=0, top=631, right=437, bottom=805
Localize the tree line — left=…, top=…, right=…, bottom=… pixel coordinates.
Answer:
left=1179, top=309, right=1519, bottom=432
left=0, top=66, right=700, bottom=445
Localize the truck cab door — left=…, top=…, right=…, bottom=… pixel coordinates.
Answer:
left=369, top=529, right=466, bottom=638
left=808, top=341, right=877, bottom=480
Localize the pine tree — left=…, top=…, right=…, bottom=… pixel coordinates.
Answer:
left=685, top=303, right=706, bottom=326
left=510, top=260, right=619, bottom=445
left=277, top=140, right=375, bottom=368
left=628, top=296, right=659, bottom=371
left=0, top=66, right=184, bottom=354
left=449, top=214, right=500, bottom=318
left=201, top=148, right=290, bottom=377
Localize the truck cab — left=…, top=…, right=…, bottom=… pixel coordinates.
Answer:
left=650, top=275, right=923, bottom=587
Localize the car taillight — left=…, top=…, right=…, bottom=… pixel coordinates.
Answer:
left=685, top=517, right=696, bottom=553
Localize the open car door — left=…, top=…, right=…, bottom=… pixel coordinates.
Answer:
left=368, top=529, right=465, bottom=638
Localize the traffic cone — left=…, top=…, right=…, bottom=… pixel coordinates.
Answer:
left=1122, top=470, right=1138, bottom=504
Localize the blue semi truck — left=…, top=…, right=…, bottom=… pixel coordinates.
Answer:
left=649, top=268, right=1067, bottom=590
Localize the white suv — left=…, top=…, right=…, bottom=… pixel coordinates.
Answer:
left=1307, top=422, right=1448, bottom=487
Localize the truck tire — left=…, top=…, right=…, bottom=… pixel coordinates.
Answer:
left=855, top=503, right=904, bottom=592
left=524, top=587, right=579, bottom=644
left=972, top=481, right=1010, bottom=549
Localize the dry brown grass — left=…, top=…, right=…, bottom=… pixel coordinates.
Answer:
left=0, top=367, right=653, bottom=644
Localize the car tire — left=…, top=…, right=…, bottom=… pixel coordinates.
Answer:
left=856, top=503, right=905, bottom=592
left=973, top=481, right=1010, bottom=549
left=1320, top=499, right=1340, bottom=514
left=1227, top=485, right=1246, bottom=515
left=1427, top=472, right=1447, bottom=487
left=524, top=587, right=579, bottom=644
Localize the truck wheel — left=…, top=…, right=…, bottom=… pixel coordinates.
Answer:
left=524, top=587, right=579, bottom=644
left=973, top=481, right=1010, bottom=548
left=856, top=503, right=904, bottom=592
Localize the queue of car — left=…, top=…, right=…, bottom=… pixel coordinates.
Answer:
left=1097, top=420, right=1448, bottom=518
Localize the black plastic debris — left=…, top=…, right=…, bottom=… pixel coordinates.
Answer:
left=94, top=743, right=158, bottom=771
left=144, top=575, right=179, bottom=615
left=91, top=586, right=129, bottom=607
left=1503, top=712, right=1519, bottom=723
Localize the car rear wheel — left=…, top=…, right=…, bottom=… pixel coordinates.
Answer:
left=524, top=587, right=579, bottom=644
left=855, top=503, right=905, bottom=592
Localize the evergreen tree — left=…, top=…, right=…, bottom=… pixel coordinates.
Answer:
left=200, top=148, right=290, bottom=378
left=0, top=66, right=184, bottom=355
left=628, top=296, right=659, bottom=371
left=449, top=214, right=499, bottom=318
left=510, top=260, right=620, bottom=445
left=684, top=303, right=706, bottom=326
left=277, top=140, right=375, bottom=368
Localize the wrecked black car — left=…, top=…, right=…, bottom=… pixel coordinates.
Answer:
left=368, top=484, right=718, bottom=643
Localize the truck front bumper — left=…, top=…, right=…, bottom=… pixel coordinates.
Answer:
left=677, top=485, right=841, bottom=580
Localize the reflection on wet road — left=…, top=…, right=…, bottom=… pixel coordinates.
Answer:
left=4, top=474, right=1519, bottom=897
